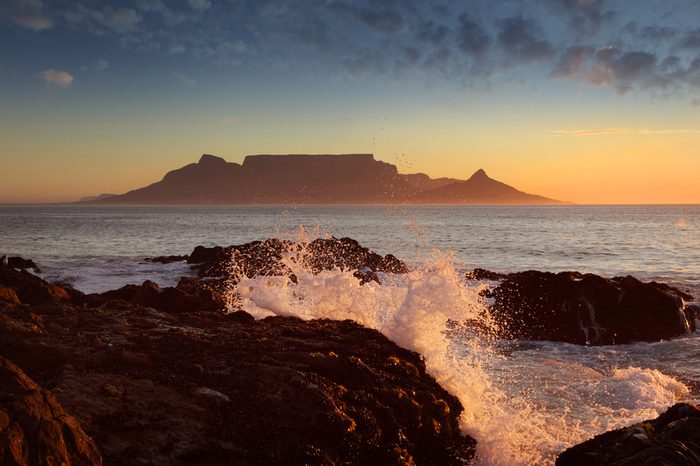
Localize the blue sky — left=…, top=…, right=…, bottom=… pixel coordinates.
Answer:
left=1, top=0, right=699, bottom=202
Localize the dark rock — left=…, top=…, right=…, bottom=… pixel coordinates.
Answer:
left=557, top=403, right=700, bottom=466
left=189, top=237, right=410, bottom=286
left=88, top=278, right=225, bottom=313
left=305, top=237, right=410, bottom=275
left=685, top=304, right=700, bottom=331
left=0, top=256, right=41, bottom=273
left=0, top=265, right=72, bottom=305
left=0, top=279, right=476, bottom=465
left=187, top=245, right=226, bottom=265
left=354, top=268, right=381, bottom=285
left=465, top=268, right=508, bottom=281
left=0, top=285, right=20, bottom=305
left=0, top=356, right=102, bottom=465
left=490, top=270, right=694, bottom=345
left=225, top=310, right=255, bottom=324
left=145, top=254, right=188, bottom=264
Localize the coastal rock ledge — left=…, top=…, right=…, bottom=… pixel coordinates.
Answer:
left=557, top=403, right=700, bottom=466
left=0, top=259, right=475, bottom=465
left=485, top=270, right=695, bottom=345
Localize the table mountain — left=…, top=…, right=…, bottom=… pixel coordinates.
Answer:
left=83, top=154, right=563, bottom=204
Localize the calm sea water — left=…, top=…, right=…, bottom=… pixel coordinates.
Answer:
left=1, top=204, right=699, bottom=465
left=0, top=205, right=697, bottom=294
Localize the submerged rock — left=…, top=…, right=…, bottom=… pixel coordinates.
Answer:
left=145, top=254, right=189, bottom=264
left=488, top=270, right=693, bottom=345
left=557, top=403, right=700, bottom=466
left=0, top=356, right=102, bottom=465
left=0, top=256, right=41, bottom=273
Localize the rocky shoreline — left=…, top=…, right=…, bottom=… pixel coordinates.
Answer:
left=1, top=239, right=699, bottom=465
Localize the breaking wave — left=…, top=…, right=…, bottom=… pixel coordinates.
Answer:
left=223, top=229, right=692, bottom=465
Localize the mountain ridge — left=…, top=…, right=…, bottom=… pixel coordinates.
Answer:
left=81, top=154, right=564, bottom=205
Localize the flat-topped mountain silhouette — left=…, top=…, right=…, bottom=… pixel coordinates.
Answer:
left=83, top=154, right=563, bottom=204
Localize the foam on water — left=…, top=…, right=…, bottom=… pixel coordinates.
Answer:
left=37, top=257, right=193, bottom=293
left=226, top=235, right=691, bottom=465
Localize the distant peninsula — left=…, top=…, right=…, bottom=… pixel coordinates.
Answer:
left=81, top=154, right=563, bottom=205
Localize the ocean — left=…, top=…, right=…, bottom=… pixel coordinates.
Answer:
left=1, top=204, right=699, bottom=465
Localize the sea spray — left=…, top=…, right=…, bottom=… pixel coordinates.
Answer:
left=223, top=236, right=690, bottom=465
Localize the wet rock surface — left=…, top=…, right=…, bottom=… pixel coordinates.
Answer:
left=557, top=403, right=700, bottom=466
left=176, top=236, right=409, bottom=282
left=0, top=256, right=41, bottom=273
left=0, top=261, right=475, bottom=465
left=485, top=270, right=694, bottom=345
left=87, top=277, right=226, bottom=313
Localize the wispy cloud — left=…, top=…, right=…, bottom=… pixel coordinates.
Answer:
left=39, top=68, right=74, bottom=87
left=187, top=0, right=211, bottom=11
left=4, top=0, right=52, bottom=31
left=553, top=128, right=700, bottom=136
left=174, top=71, right=197, bottom=87
left=80, top=58, right=110, bottom=72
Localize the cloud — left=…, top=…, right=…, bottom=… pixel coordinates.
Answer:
left=553, top=128, right=699, bottom=136
left=357, top=8, right=404, bottom=33
left=551, top=45, right=594, bottom=78
left=417, top=21, right=449, bottom=45
left=187, top=0, right=211, bottom=11
left=3, top=0, right=52, bottom=31
left=587, top=48, right=658, bottom=93
left=168, top=43, right=186, bottom=54
left=679, top=29, right=700, bottom=49
left=134, top=0, right=167, bottom=13
left=552, top=45, right=669, bottom=94
left=81, top=59, right=110, bottom=72
left=104, top=7, right=141, bottom=33
left=63, top=5, right=141, bottom=35
left=544, top=0, right=615, bottom=34
left=39, top=69, right=73, bottom=87
left=456, top=14, right=490, bottom=57
left=638, top=25, right=677, bottom=41
left=174, top=72, right=197, bottom=87
left=497, top=16, right=554, bottom=62
left=328, top=2, right=404, bottom=34
left=9, top=0, right=699, bottom=102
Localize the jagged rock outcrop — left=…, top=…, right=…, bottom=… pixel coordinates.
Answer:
left=557, top=403, right=700, bottom=465
left=487, top=270, right=694, bottom=345
left=178, top=237, right=409, bottom=284
left=0, top=356, right=102, bottom=465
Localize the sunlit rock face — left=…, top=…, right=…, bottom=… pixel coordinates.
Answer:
left=0, top=357, right=103, bottom=466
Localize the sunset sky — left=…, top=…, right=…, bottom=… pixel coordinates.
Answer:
left=1, top=0, right=699, bottom=204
